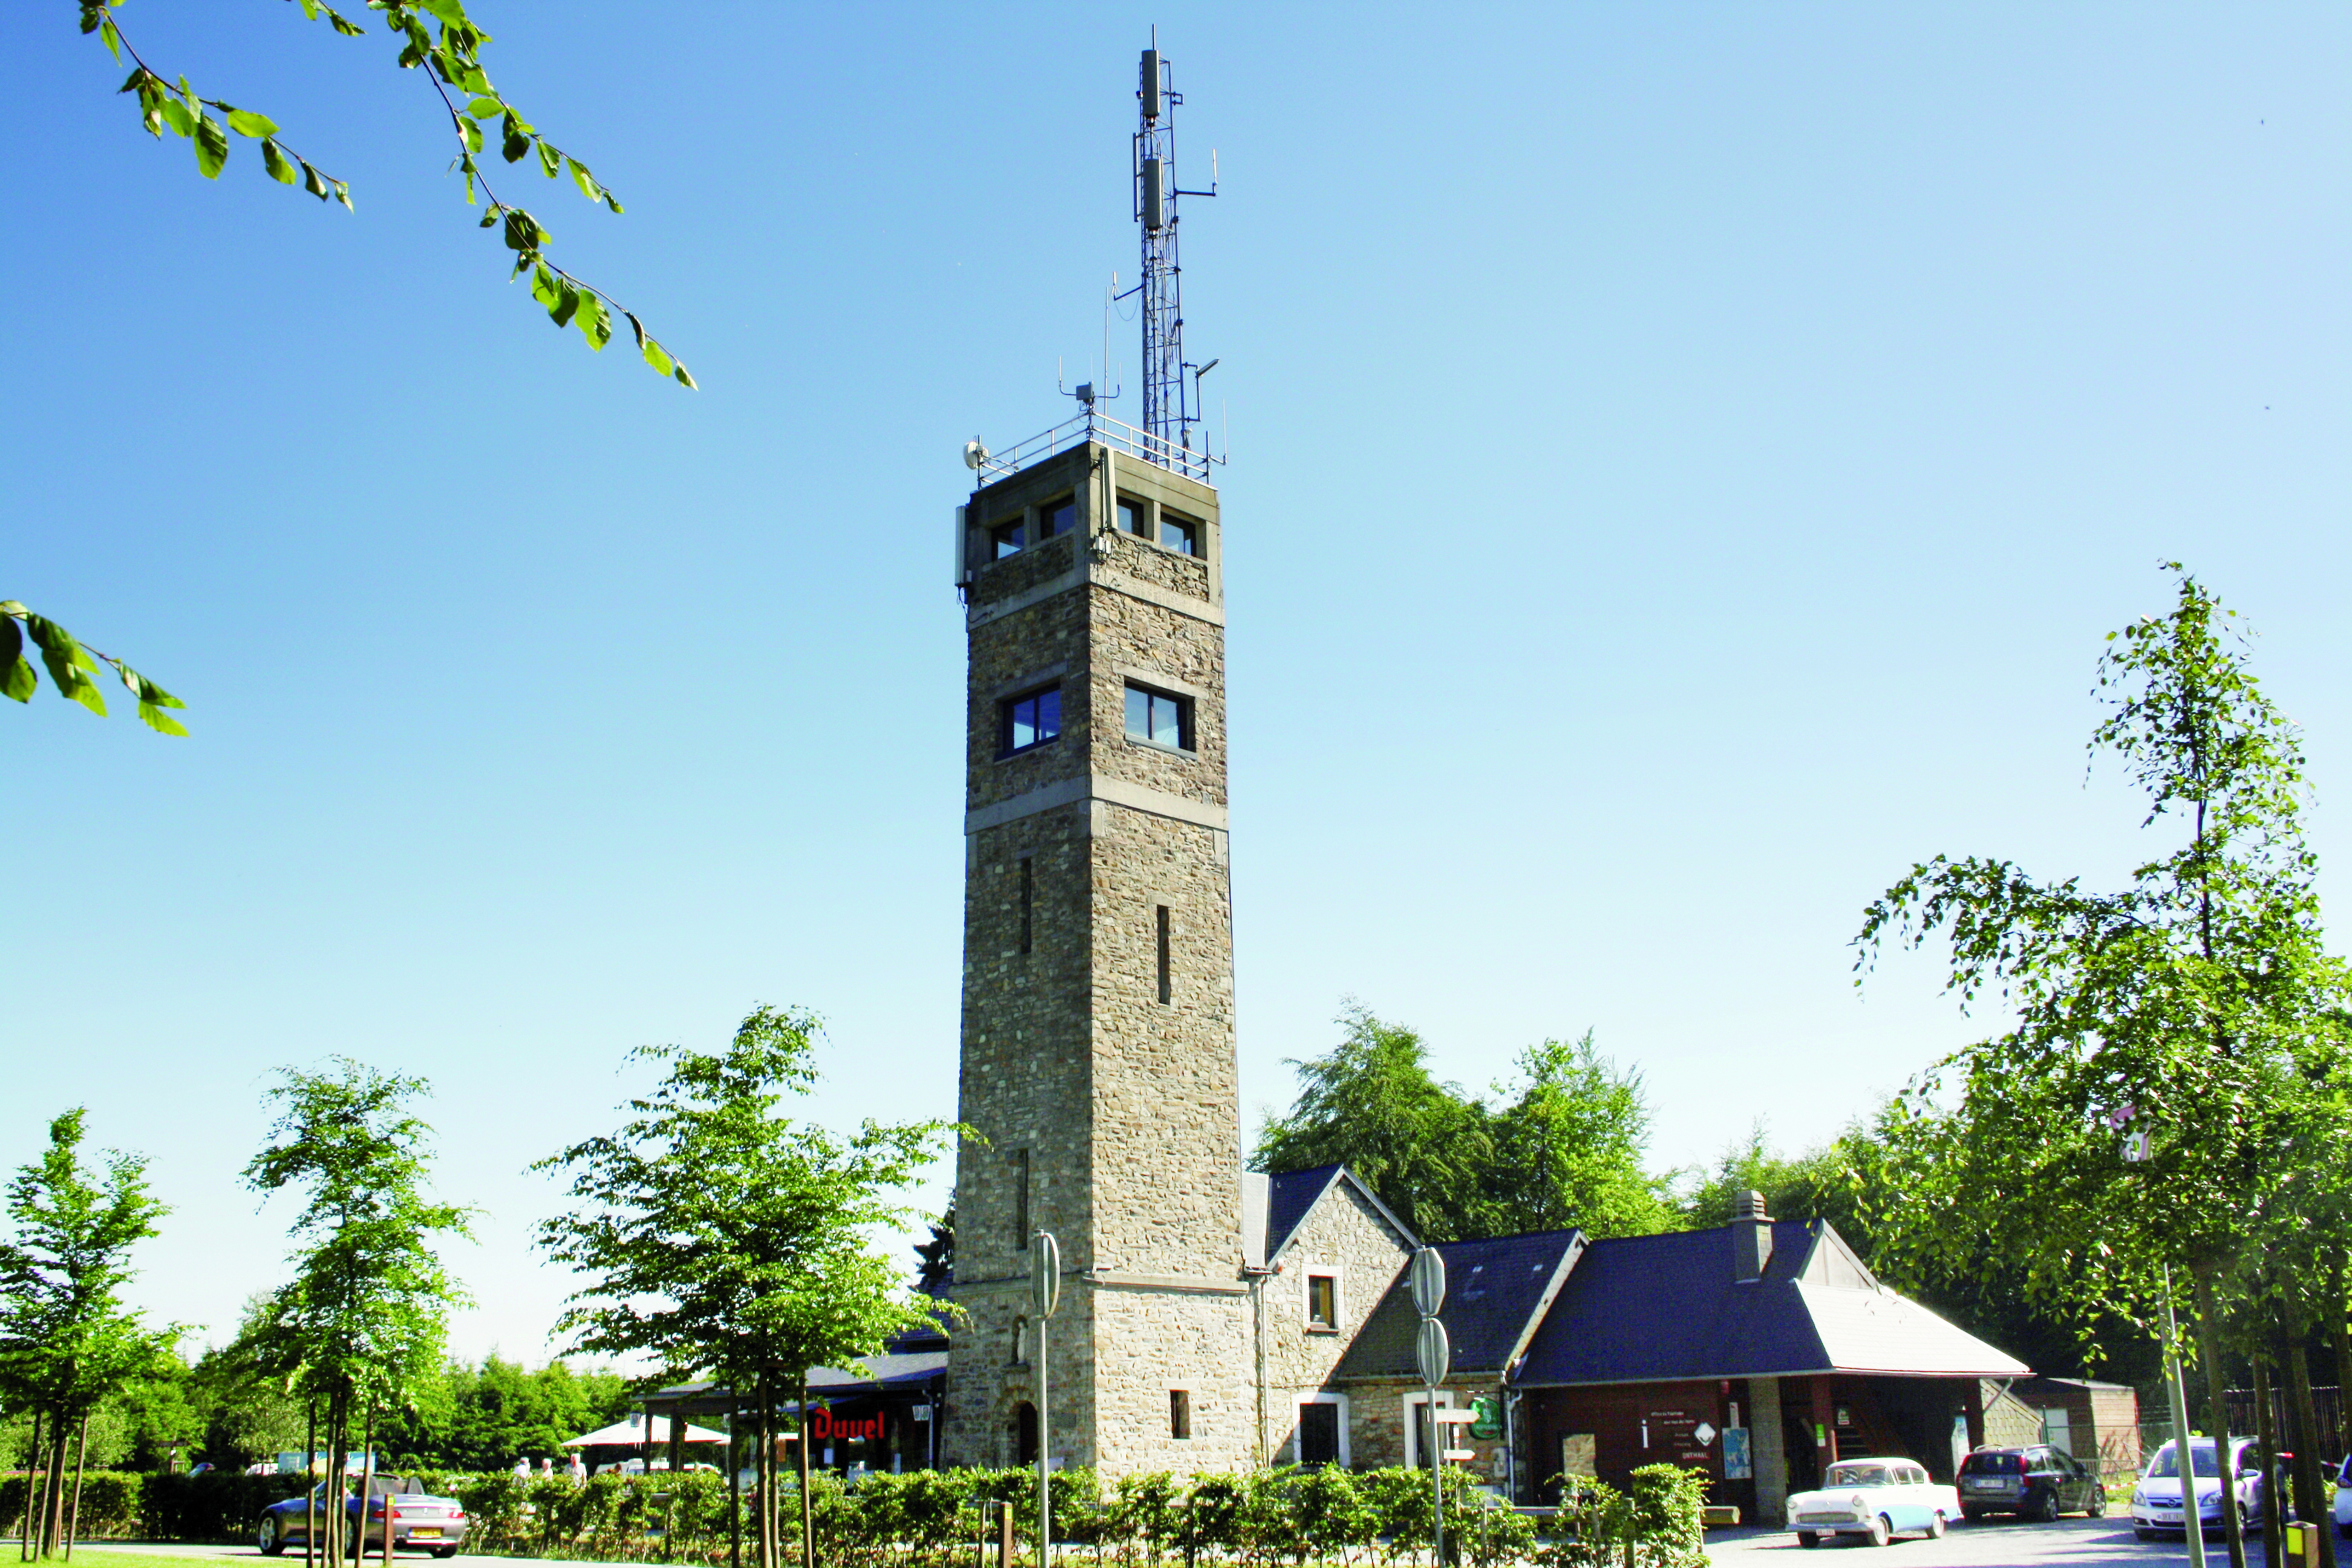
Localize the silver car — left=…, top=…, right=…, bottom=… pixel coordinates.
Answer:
left=259, top=1475, right=468, bottom=1560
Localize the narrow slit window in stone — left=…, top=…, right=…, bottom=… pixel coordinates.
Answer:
left=1155, top=905, right=1171, bottom=1004
left=1169, top=1390, right=1191, bottom=1440
left=1018, top=857, right=1033, bottom=955
left=1010, top=1148, right=1030, bottom=1243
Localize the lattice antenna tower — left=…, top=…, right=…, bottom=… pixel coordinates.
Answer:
left=1132, top=30, right=1215, bottom=460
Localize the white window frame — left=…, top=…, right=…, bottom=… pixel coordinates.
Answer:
left=1402, top=1390, right=1455, bottom=1469
left=1293, top=1393, right=1350, bottom=1468
left=1302, top=1266, right=1341, bottom=1331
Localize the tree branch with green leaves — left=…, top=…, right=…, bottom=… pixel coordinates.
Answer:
left=77, top=0, right=693, bottom=386
left=2, top=601, right=186, bottom=734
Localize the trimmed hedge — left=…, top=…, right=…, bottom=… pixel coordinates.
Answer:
left=2, top=1462, right=1707, bottom=1564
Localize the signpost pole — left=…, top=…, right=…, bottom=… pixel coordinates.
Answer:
left=1032, top=1233, right=1061, bottom=1568
left=1410, top=1249, right=1449, bottom=1568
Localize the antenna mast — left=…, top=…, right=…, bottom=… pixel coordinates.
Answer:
left=1134, top=32, right=1213, bottom=464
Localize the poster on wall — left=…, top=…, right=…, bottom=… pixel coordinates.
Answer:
left=1561, top=1433, right=1597, bottom=1479
left=1722, top=1426, right=1752, bottom=1480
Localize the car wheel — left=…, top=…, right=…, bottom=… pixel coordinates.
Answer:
left=1926, top=1512, right=1947, bottom=1540
left=260, top=1516, right=288, bottom=1557
left=1867, top=1514, right=1892, bottom=1548
left=1795, top=1530, right=1821, bottom=1549
left=431, top=1550, right=459, bottom=1561
left=2086, top=1488, right=2106, bottom=1518
left=2034, top=1491, right=2060, bottom=1523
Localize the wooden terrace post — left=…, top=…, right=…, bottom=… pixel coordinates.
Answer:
left=1812, top=1382, right=1838, bottom=1471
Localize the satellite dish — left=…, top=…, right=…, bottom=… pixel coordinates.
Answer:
left=962, top=438, right=990, bottom=471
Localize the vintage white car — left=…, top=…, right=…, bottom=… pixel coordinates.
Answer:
left=1786, top=1457, right=1964, bottom=1548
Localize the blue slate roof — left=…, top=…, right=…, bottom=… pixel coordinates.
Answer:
left=1261, top=1164, right=1418, bottom=1261
left=1335, top=1229, right=1584, bottom=1380
left=1513, top=1219, right=2030, bottom=1385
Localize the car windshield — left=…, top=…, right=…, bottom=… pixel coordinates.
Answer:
left=1961, top=1452, right=2022, bottom=1475
left=1826, top=1464, right=1893, bottom=1488
left=2148, top=1443, right=2220, bottom=1479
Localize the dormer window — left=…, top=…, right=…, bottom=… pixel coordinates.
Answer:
left=1001, top=687, right=1062, bottom=755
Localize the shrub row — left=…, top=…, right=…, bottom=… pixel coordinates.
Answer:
left=1, top=1462, right=1707, bottom=1567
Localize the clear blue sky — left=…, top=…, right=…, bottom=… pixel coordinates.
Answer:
left=5, top=2, right=2348, bottom=1367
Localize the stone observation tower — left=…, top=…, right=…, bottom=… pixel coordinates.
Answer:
left=941, top=40, right=1245, bottom=1475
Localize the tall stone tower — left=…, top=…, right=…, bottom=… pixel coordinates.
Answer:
left=941, top=437, right=1247, bottom=1476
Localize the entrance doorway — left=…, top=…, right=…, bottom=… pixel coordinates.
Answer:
left=1014, top=1403, right=1037, bottom=1465
left=1299, top=1403, right=1341, bottom=1467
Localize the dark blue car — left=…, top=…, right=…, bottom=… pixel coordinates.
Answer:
left=258, top=1475, right=468, bottom=1559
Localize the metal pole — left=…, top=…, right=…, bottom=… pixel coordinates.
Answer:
left=1428, top=1388, right=1443, bottom=1568
left=1037, top=1318, right=1050, bottom=1568
left=2166, top=1267, right=2209, bottom=1568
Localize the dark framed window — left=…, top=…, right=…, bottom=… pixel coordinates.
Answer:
left=1307, top=1273, right=1337, bottom=1328
left=1125, top=684, right=1191, bottom=750
left=991, top=518, right=1025, bottom=559
left=1159, top=511, right=1200, bottom=555
left=1001, top=686, right=1062, bottom=754
left=1117, top=498, right=1149, bottom=536
left=1169, top=1390, right=1192, bottom=1440
left=1037, top=495, right=1077, bottom=537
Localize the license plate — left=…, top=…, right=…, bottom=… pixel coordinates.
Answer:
left=1967, top=1480, right=1999, bottom=1491
left=408, top=1529, right=442, bottom=1538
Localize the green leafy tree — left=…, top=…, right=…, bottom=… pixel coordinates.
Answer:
left=243, top=1060, right=472, bottom=1562
left=1480, top=1033, right=1672, bottom=1238
left=1255, top=1008, right=1670, bottom=1242
left=1252, top=1005, right=1491, bottom=1241
left=1855, top=565, right=2352, bottom=1568
left=534, top=1004, right=960, bottom=1568
left=0, top=1109, right=177, bottom=1558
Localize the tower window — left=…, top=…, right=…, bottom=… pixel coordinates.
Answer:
left=1117, top=498, right=1149, bottom=536
left=1306, top=1271, right=1338, bottom=1330
left=1038, top=495, right=1077, bottom=538
left=1159, top=511, right=1200, bottom=556
left=991, top=518, right=1025, bottom=559
left=1125, top=684, right=1191, bottom=751
left=1018, top=857, right=1034, bottom=956
left=1155, top=905, right=1172, bottom=1004
left=1010, top=1148, right=1030, bottom=1243
left=1169, top=1389, right=1192, bottom=1440
left=1001, top=686, right=1062, bottom=754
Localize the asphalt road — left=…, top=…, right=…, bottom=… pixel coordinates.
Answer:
left=1708, top=1515, right=2316, bottom=1563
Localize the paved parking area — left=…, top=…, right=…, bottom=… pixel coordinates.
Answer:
left=1709, top=1515, right=2275, bottom=1563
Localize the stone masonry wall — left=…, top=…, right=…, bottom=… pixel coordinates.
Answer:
left=1261, top=1182, right=1413, bottom=1465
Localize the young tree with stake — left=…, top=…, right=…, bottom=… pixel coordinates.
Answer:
left=0, top=1111, right=175, bottom=1561
left=1855, top=566, right=2352, bottom=1568
left=244, top=1062, right=471, bottom=1565
left=535, top=1005, right=959, bottom=1568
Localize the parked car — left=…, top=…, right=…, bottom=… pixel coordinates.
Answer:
left=2132, top=1436, right=2265, bottom=1540
left=258, top=1475, right=468, bottom=1560
left=1785, top=1457, right=1963, bottom=1548
left=1957, top=1445, right=2106, bottom=1521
